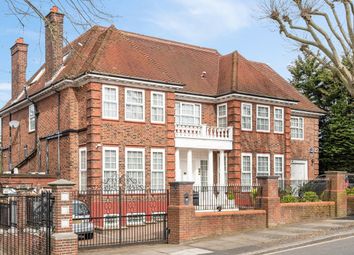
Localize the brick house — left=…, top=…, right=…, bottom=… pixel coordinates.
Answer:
left=0, top=7, right=324, bottom=192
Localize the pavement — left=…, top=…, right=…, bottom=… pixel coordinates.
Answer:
left=79, top=216, right=354, bottom=255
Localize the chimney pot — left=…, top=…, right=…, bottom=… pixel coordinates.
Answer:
left=50, top=6, right=59, bottom=13
left=16, top=37, right=24, bottom=44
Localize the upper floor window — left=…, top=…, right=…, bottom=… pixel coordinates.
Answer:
left=274, top=107, right=284, bottom=133
left=125, top=88, right=145, bottom=122
left=103, top=147, right=119, bottom=192
left=256, top=105, right=270, bottom=132
left=241, top=103, right=252, bottom=131
left=175, top=102, right=201, bottom=126
left=102, top=85, right=119, bottom=120
left=28, top=104, right=36, bottom=132
left=256, top=154, right=270, bottom=176
left=291, top=117, right=304, bottom=140
left=126, top=148, right=145, bottom=191
left=79, top=148, right=87, bottom=192
left=274, top=154, right=284, bottom=179
left=151, top=149, right=165, bottom=191
left=151, top=92, right=165, bottom=124
left=217, top=104, right=227, bottom=127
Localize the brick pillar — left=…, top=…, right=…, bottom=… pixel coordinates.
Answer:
left=326, top=171, right=347, bottom=217
left=166, top=92, right=176, bottom=184
left=228, top=100, right=241, bottom=184
left=48, top=179, right=78, bottom=255
left=168, top=182, right=195, bottom=244
left=257, top=176, right=280, bottom=227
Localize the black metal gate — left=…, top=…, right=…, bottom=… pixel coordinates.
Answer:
left=0, top=191, right=53, bottom=255
left=73, top=189, right=168, bottom=249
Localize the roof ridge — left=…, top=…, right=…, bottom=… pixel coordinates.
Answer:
left=117, top=29, right=220, bottom=55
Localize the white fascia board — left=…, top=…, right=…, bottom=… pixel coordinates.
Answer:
left=291, top=109, right=325, bottom=117
left=175, top=137, right=233, bottom=150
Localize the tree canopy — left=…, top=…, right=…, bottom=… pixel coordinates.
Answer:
left=289, top=54, right=354, bottom=172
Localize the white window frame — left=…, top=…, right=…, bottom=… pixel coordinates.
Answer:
left=103, top=213, right=119, bottom=229
left=274, top=107, right=284, bottom=134
left=256, top=105, right=270, bottom=132
left=175, top=102, right=201, bottom=126
left=151, top=148, right=165, bottom=192
left=217, top=103, right=228, bottom=127
left=102, top=146, right=119, bottom=193
left=125, top=147, right=145, bottom=192
left=79, top=147, right=87, bottom=192
left=274, top=154, right=284, bottom=179
left=151, top=91, right=165, bottom=124
left=151, top=212, right=165, bottom=222
left=256, top=154, right=270, bottom=176
left=291, top=116, right=304, bottom=140
left=127, top=213, right=146, bottom=226
left=241, top=103, right=252, bottom=131
left=125, top=88, right=145, bottom=122
left=28, top=104, right=36, bottom=132
left=102, top=85, right=119, bottom=120
left=241, top=153, right=253, bottom=191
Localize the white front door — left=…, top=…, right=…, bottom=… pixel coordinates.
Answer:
left=291, top=160, right=308, bottom=180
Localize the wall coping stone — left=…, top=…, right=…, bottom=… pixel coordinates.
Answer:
left=169, top=181, right=195, bottom=185
left=195, top=210, right=266, bottom=217
left=48, top=179, right=75, bottom=187
left=280, top=201, right=335, bottom=207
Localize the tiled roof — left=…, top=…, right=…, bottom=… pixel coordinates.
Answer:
left=2, top=25, right=323, bottom=113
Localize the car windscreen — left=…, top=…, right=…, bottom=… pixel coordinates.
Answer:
left=73, top=202, right=89, bottom=216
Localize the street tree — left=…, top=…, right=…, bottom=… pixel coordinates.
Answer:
left=262, top=0, right=354, bottom=97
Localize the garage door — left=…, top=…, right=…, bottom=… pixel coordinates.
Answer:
left=291, top=160, right=308, bottom=180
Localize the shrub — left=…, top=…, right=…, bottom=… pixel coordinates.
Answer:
left=346, top=187, right=354, bottom=195
left=281, top=194, right=298, bottom=203
left=302, top=191, right=320, bottom=202
left=227, top=192, right=235, bottom=200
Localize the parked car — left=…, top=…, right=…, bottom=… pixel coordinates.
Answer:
left=73, top=200, right=94, bottom=239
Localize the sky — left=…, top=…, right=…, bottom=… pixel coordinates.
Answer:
left=0, top=0, right=301, bottom=107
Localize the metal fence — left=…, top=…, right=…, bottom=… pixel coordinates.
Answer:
left=278, top=179, right=331, bottom=200
left=192, top=185, right=262, bottom=211
left=0, top=192, right=53, bottom=255
left=72, top=188, right=169, bottom=249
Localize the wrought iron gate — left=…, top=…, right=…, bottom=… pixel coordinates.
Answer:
left=0, top=191, right=53, bottom=255
left=73, top=189, right=168, bottom=249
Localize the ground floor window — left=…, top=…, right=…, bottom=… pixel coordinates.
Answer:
left=103, top=214, right=119, bottom=229
left=126, top=148, right=145, bottom=191
left=241, top=153, right=252, bottom=191
left=103, top=147, right=119, bottom=192
left=256, top=154, right=270, bottom=176
left=274, top=155, right=284, bottom=179
left=127, top=213, right=146, bottom=226
left=79, top=147, right=87, bottom=192
left=151, top=149, right=165, bottom=191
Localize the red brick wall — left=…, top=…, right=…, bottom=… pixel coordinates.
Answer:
left=280, top=202, right=335, bottom=224
left=192, top=210, right=266, bottom=240
left=84, top=82, right=176, bottom=188
left=290, top=116, right=319, bottom=179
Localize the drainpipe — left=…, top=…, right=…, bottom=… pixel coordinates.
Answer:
left=24, top=86, right=40, bottom=172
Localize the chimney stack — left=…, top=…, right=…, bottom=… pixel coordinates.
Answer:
left=45, top=6, right=64, bottom=81
left=11, top=37, right=28, bottom=99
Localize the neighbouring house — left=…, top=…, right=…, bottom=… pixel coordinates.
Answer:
left=0, top=7, right=324, bottom=193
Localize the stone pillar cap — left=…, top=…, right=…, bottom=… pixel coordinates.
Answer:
left=48, top=179, right=75, bottom=187
left=256, top=176, right=279, bottom=180
left=169, top=181, right=195, bottom=185
left=325, top=171, right=347, bottom=175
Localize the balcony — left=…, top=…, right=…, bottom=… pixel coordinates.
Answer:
left=174, top=124, right=233, bottom=150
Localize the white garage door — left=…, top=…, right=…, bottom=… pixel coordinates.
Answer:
left=291, top=160, right=308, bottom=180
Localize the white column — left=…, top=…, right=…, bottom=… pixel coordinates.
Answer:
left=175, top=148, right=181, bottom=181
left=208, top=150, right=214, bottom=186
left=219, top=150, right=225, bottom=186
left=187, top=149, right=193, bottom=182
